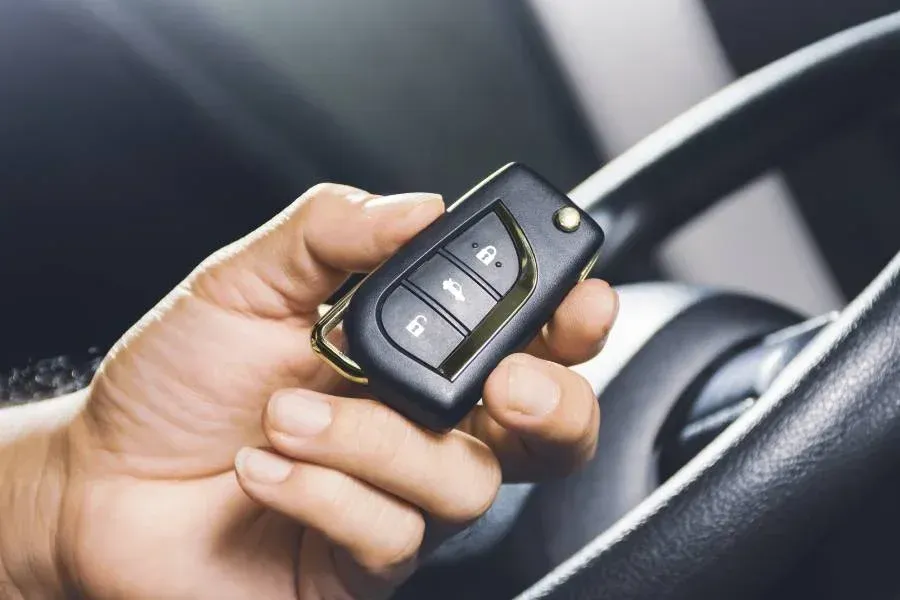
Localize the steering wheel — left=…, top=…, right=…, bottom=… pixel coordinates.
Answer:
left=396, top=11, right=900, bottom=600
left=4, top=9, right=899, bottom=600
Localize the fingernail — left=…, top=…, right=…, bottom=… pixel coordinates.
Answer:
left=507, top=361, right=561, bottom=417
left=268, top=391, right=333, bottom=437
left=364, top=193, right=444, bottom=229
left=235, top=447, right=293, bottom=484
left=363, top=192, right=442, bottom=212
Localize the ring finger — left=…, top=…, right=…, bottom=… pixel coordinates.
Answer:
left=260, top=389, right=503, bottom=524
left=234, top=447, right=424, bottom=578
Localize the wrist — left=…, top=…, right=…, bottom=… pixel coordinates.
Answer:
left=0, top=392, right=85, bottom=598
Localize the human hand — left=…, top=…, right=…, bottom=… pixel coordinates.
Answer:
left=30, top=184, right=616, bottom=598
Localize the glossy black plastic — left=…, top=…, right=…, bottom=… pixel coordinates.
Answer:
left=343, top=163, right=604, bottom=431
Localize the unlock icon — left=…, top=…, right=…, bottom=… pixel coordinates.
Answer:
left=405, top=315, right=427, bottom=337
left=476, top=245, right=497, bottom=265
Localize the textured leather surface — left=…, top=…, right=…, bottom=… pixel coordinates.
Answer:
left=396, top=284, right=704, bottom=597
left=499, top=294, right=800, bottom=593
left=397, top=284, right=775, bottom=598
left=704, top=0, right=900, bottom=299
left=520, top=249, right=900, bottom=599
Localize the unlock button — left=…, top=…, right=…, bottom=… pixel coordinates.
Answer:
left=380, top=286, right=463, bottom=369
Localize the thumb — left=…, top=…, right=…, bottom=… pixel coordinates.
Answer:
left=80, top=184, right=442, bottom=478
left=188, top=184, right=444, bottom=320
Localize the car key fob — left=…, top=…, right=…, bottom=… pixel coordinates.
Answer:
left=311, top=163, right=604, bottom=432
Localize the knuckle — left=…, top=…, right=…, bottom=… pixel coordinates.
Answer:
left=357, top=510, right=425, bottom=575
left=300, top=182, right=343, bottom=203
left=297, top=183, right=340, bottom=228
left=370, top=220, right=408, bottom=257
left=297, top=465, right=354, bottom=515
left=295, top=182, right=360, bottom=229
left=343, top=402, right=413, bottom=469
left=446, top=443, right=502, bottom=522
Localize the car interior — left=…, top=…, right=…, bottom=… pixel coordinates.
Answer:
left=2, top=1, right=900, bottom=598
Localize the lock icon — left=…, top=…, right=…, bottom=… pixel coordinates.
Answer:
left=476, top=245, right=497, bottom=265
left=405, top=315, right=427, bottom=337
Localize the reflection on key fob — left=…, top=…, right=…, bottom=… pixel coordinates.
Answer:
left=312, top=163, right=605, bottom=432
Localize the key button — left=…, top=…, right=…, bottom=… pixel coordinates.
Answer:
left=381, top=287, right=463, bottom=369
left=445, top=211, right=520, bottom=295
left=409, top=255, right=496, bottom=330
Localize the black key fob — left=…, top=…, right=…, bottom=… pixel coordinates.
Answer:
left=312, top=163, right=604, bottom=432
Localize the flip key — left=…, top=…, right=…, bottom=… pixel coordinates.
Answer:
left=311, top=163, right=605, bottom=432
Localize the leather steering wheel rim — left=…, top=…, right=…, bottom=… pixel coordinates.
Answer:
left=521, top=12, right=900, bottom=600
left=572, top=11, right=900, bottom=280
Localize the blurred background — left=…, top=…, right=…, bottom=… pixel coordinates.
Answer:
left=2, top=0, right=899, bottom=370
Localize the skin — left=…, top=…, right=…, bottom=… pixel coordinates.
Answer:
left=0, top=184, right=618, bottom=599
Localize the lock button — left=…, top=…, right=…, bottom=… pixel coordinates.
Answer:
left=475, top=245, right=498, bottom=264
left=380, top=286, right=464, bottom=369
left=445, top=211, right=520, bottom=295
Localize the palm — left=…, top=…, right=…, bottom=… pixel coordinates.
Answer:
left=65, top=280, right=340, bottom=598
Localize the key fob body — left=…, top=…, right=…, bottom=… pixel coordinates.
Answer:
left=313, top=163, right=604, bottom=432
